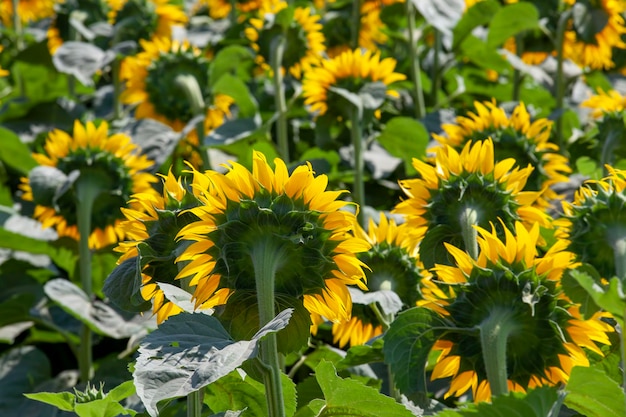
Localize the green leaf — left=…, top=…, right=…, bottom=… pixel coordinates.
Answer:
left=383, top=307, right=453, bottom=396
left=103, top=257, right=151, bottom=313
left=210, top=45, right=255, bottom=83
left=359, top=82, right=388, bottom=112
left=575, top=156, right=602, bottom=179
left=134, top=309, right=292, bottom=417
left=412, top=0, right=465, bottom=40
left=453, top=0, right=501, bottom=49
left=204, top=370, right=297, bottom=417
left=565, top=366, right=626, bottom=417
left=561, top=266, right=602, bottom=319
left=566, top=272, right=626, bottom=325
left=460, top=35, right=510, bottom=71
left=293, top=399, right=325, bottom=417
left=205, top=117, right=261, bottom=146
left=487, top=2, right=540, bottom=48
left=0, top=127, right=37, bottom=175
left=52, top=41, right=113, bottom=87
left=23, top=391, right=76, bottom=411
left=433, top=386, right=559, bottom=416
left=573, top=2, right=610, bottom=44
left=336, top=338, right=384, bottom=370
left=314, top=361, right=415, bottom=417
left=74, top=400, right=135, bottom=417
left=1, top=346, right=52, bottom=414
left=377, top=117, right=429, bottom=176
left=212, top=73, right=258, bottom=118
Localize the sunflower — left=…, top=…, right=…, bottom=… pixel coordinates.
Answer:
left=0, top=0, right=54, bottom=27
left=393, top=138, right=552, bottom=269
left=192, top=0, right=266, bottom=20
left=245, top=2, right=326, bottom=79
left=555, top=166, right=626, bottom=279
left=425, top=221, right=613, bottom=402
left=302, top=48, right=406, bottom=117
left=120, top=37, right=234, bottom=167
left=115, top=169, right=203, bottom=323
left=331, top=212, right=425, bottom=348
left=0, top=46, right=8, bottom=77
left=562, top=0, right=626, bottom=70
left=175, top=151, right=370, bottom=328
left=20, top=120, right=159, bottom=249
left=581, top=88, right=626, bottom=118
left=432, top=100, right=571, bottom=210
left=107, top=0, right=187, bottom=43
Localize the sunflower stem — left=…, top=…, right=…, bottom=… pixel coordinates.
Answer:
left=11, top=0, right=23, bottom=49
left=186, top=389, right=203, bottom=417
left=460, top=207, right=479, bottom=260
left=554, top=9, right=573, bottom=151
left=75, top=175, right=103, bottom=383
left=112, top=57, right=123, bottom=121
left=349, top=104, right=366, bottom=227
left=600, top=127, right=622, bottom=175
left=350, top=0, right=362, bottom=50
left=512, top=34, right=524, bottom=102
left=175, top=74, right=208, bottom=169
left=270, top=33, right=290, bottom=163
left=406, top=0, right=425, bottom=119
left=251, top=238, right=286, bottom=417
left=479, top=307, right=518, bottom=398
left=430, top=29, right=442, bottom=108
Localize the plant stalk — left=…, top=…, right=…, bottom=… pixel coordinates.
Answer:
left=479, top=308, right=517, bottom=397
left=406, top=0, right=425, bottom=119
left=175, top=74, right=209, bottom=169
left=430, top=29, right=442, bottom=107
left=11, top=0, right=23, bottom=49
left=554, top=9, right=573, bottom=151
left=512, top=34, right=524, bottom=102
left=350, top=0, right=362, bottom=49
left=271, top=34, right=290, bottom=163
left=460, top=207, right=479, bottom=260
left=251, top=238, right=286, bottom=417
left=349, top=105, right=366, bottom=226
left=187, top=390, right=203, bottom=417
left=112, top=57, right=123, bottom=121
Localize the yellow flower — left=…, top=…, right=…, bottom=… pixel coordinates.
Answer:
left=0, top=0, right=54, bottom=27
left=426, top=221, right=613, bottom=402
left=432, top=100, right=571, bottom=210
left=245, top=2, right=326, bottom=79
left=115, top=170, right=203, bottom=323
left=0, top=46, right=8, bottom=77
left=20, top=120, right=159, bottom=249
left=582, top=88, right=626, bottom=118
left=176, top=151, right=370, bottom=324
left=394, top=138, right=552, bottom=269
left=120, top=37, right=234, bottom=167
left=563, top=0, right=626, bottom=70
left=107, top=0, right=187, bottom=43
left=332, top=212, right=426, bottom=347
left=192, top=0, right=266, bottom=20
left=302, top=48, right=406, bottom=116
left=555, top=166, right=626, bottom=279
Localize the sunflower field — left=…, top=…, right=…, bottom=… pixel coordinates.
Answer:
left=2, top=0, right=626, bottom=416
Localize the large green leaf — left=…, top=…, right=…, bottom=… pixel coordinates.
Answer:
left=377, top=117, right=429, bottom=176
left=313, top=361, right=415, bottom=417
left=212, top=73, right=258, bottom=118
left=0, top=346, right=51, bottom=414
left=0, top=127, right=37, bottom=175
left=204, top=370, right=297, bottom=417
left=134, top=309, right=292, bottom=417
left=561, top=266, right=602, bottom=319
left=564, top=366, right=626, bottom=417
left=383, top=307, right=454, bottom=396
left=103, top=257, right=151, bottom=313
left=209, top=45, right=255, bottom=83
left=434, top=386, right=559, bottom=416
left=566, top=270, right=626, bottom=326
left=486, top=2, right=540, bottom=48
left=412, top=0, right=465, bottom=45
left=453, top=0, right=500, bottom=49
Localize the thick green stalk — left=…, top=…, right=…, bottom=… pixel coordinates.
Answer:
left=554, top=10, right=573, bottom=151
left=460, top=207, right=479, bottom=260
left=187, top=390, right=203, bottom=417
left=349, top=105, right=365, bottom=227
left=512, top=35, right=524, bottom=102
left=406, top=0, right=425, bottom=119
left=175, top=74, right=208, bottom=169
left=271, top=35, right=290, bottom=163
left=251, top=238, right=286, bottom=417
left=430, top=29, right=442, bottom=107
left=350, top=0, right=362, bottom=49
left=610, top=231, right=626, bottom=397
left=112, top=57, right=123, bottom=121
left=479, top=308, right=517, bottom=397
left=75, top=177, right=102, bottom=383
left=11, top=0, right=23, bottom=49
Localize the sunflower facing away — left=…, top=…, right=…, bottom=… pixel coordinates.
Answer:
left=192, top=0, right=265, bottom=21
left=302, top=48, right=406, bottom=117
left=581, top=88, right=626, bottom=118
left=20, top=120, right=159, bottom=249
left=120, top=36, right=234, bottom=167
left=175, top=151, right=370, bottom=326
left=0, top=0, right=54, bottom=27
left=432, top=100, right=571, bottom=209
left=115, top=170, right=203, bottom=323
left=331, top=212, right=425, bottom=348
left=245, top=2, right=326, bottom=79
left=555, top=166, right=626, bottom=279
left=393, top=138, right=552, bottom=269
left=562, top=0, right=626, bottom=70
left=107, top=0, right=187, bottom=43
left=424, top=221, right=613, bottom=402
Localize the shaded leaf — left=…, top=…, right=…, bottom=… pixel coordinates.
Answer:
left=487, top=2, right=540, bottom=48
left=52, top=41, right=115, bottom=86
left=453, top=0, right=500, bottom=49
left=349, top=287, right=402, bottom=317
left=377, top=117, right=429, bottom=176
left=0, top=346, right=51, bottom=414
left=412, top=0, right=465, bottom=48
left=205, top=117, right=261, bottom=146
left=212, top=73, right=258, bottom=118
left=336, top=338, right=385, bottom=370
left=561, top=266, right=602, bottom=319
left=103, top=257, right=151, bottom=313
left=565, top=366, right=626, bottom=417
left=0, top=127, right=37, bottom=175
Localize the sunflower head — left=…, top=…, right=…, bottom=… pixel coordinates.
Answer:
left=425, top=221, right=612, bottom=402
left=108, top=0, right=187, bottom=44
left=582, top=88, right=626, bottom=118
left=556, top=167, right=626, bottom=279
left=20, top=120, right=159, bottom=249
left=0, top=0, right=55, bottom=27
left=175, top=151, right=370, bottom=332
left=302, top=48, right=406, bottom=118
left=113, top=169, right=203, bottom=323
left=563, top=0, right=626, bottom=70
left=245, top=3, right=326, bottom=79
left=432, top=100, right=571, bottom=210
left=394, top=138, right=552, bottom=269
left=331, top=212, right=426, bottom=348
